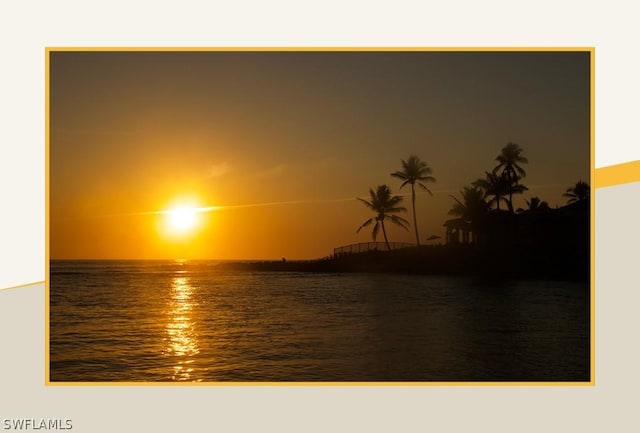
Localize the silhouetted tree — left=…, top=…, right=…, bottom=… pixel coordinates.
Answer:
left=448, top=186, right=490, bottom=231
left=563, top=180, right=590, bottom=203
left=473, top=171, right=509, bottom=211
left=391, top=155, right=436, bottom=246
left=517, top=197, right=550, bottom=213
left=494, top=142, right=528, bottom=213
left=357, top=185, right=410, bottom=250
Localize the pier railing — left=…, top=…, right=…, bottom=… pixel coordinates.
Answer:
left=333, top=242, right=415, bottom=256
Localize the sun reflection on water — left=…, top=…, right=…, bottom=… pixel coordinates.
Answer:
left=164, top=275, right=200, bottom=381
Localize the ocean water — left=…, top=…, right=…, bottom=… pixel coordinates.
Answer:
left=49, top=260, right=590, bottom=382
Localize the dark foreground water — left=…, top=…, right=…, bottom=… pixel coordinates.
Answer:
left=50, top=260, right=590, bottom=382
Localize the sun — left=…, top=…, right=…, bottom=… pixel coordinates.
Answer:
left=162, top=204, right=204, bottom=236
left=168, top=207, right=198, bottom=231
left=159, top=197, right=214, bottom=239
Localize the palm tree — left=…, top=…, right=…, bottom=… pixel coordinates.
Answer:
left=448, top=186, right=490, bottom=227
left=494, top=142, right=528, bottom=213
left=517, top=196, right=550, bottom=213
left=356, top=184, right=410, bottom=250
left=390, top=155, right=436, bottom=246
left=473, top=171, right=509, bottom=211
left=563, top=180, right=590, bottom=203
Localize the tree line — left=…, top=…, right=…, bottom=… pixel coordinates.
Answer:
left=357, top=143, right=590, bottom=249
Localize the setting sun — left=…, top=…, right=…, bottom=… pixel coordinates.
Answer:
left=168, top=207, right=198, bottom=232
left=156, top=199, right=219, bottom=245
left=160, top=199, right=209, bottom=239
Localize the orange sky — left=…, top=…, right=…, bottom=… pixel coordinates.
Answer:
left=49, top=50, right=590, bottom=260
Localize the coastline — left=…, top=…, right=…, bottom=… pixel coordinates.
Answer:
left=216, top=243, right=589, bottom=282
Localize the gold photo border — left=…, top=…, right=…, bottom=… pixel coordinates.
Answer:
left=44, top=46, right=603, bottom=386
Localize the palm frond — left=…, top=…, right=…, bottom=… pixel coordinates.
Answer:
left=390, top=171, right=408, bottom=181
left=511, top=183, right=528, bottom=193
left=418, top=175, right=435, bottom=183
left=513, top=163, right=527, bottom=178
left=371, top=220, right=380, bottom=241
left=389, top=215, right=410, bottom=230
left=449, top=193, right=464, bottom=207
left=386, top=206, right=407, bottom=213
left=356, top=197, right=376, bottom=212
left=392, top=155, right=436, bottom=186
left=417, top=182, right=433, bottom=195
left=386, top=196, right=405, bottom=208
left=356, top=217, right=374, bottom=233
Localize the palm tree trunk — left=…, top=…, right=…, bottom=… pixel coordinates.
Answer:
left=411, top=184, right=420, bottom=246
left=381, top=221, right=390, bottom=251
left=507, top=170, right=514, bottom=213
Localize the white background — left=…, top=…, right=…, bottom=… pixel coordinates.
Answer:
left=1, top=1, right=638, bottom=432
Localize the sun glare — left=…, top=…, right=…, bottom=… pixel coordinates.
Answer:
left=159, top=197, right=217, bottom=240
left=167, top=206, right=199, bottom=233
left=169, top=207, right=196, bottom=230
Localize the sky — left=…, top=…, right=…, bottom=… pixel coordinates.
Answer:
left=49, top=50, right=590, bottom=260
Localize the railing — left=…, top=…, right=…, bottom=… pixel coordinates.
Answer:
left=333, top=242, right=415, bottom=256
